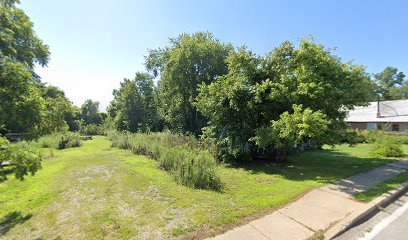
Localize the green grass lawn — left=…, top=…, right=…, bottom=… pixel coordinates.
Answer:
left=352, top=144, right=408, bottom=203
left=0, top=137, right=404, bottom=239
left=354, top=171, right=408, bottom=202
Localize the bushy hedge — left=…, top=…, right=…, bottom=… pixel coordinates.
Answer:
left=369, top=132, right=404, bottom=157
left=37, top=132, right=82, bottom=150
left=107, top=131, right=221, bottom=190
left=352, top=129, right=408, bottom=145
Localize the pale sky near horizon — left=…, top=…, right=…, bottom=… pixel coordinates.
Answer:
left=20, top=0, right=408, bottom=111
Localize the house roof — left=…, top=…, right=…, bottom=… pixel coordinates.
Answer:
left=346, top=100, right=408, bottom=123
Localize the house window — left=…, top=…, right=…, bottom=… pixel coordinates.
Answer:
left=367, top=123, right=377, bottom=130
left=392, top=124, right=400, bottom=132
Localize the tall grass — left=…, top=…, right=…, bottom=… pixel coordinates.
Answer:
left=37, top=132, right=82, bottom=150
left=107, top=131, right=222, bottom=190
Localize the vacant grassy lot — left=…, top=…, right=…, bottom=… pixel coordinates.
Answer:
left=0, top=137, right=404, bottom=239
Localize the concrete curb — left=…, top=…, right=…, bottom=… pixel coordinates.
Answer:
left=324, top=180, right=408, bottom=240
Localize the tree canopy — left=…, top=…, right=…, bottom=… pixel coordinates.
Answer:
left=1, top=0, right=401, bottom=167
left=0, top=0, right=77, bottom=182
left=373, top=67, right=407, bottom=100
left=0, top=0, right=73, bottom=137
left=145, top=32, right=233, bottom=134
left=80, top=99, right=102, bottom=126
left=0, top=0, right=50, bottom=69
left=196, top=38, right=375, bottom=161
left=108, top=72, right=160, bottom=132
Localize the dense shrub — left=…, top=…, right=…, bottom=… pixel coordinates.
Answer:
left=107, top=131, right=221, bottom=190
left=353, top=130, right=408, bottom=146
left=38, top=132, right=82, bottom=150
left=80, top=124, right=103, bottom=136
left=393, top=134, right=408, bottom=145
left=369, top=133, right=404, bottom=157
left=0, top=136, right=42, bottom=182
left=348, top=130, right=379, bottom=144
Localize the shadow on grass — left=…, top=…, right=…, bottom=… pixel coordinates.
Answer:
left=0, top=211, right=32, bottom=235
left=224, top=148, right=397, bottom=185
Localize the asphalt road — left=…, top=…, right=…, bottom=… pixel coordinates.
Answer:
left=371, top=204, right=408, bottom=240
left=334, top=191, right=408, bottom=240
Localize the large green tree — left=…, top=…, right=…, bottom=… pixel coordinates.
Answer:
left=0, top=56, right=45, bottom=134
left=80, top=99, right=102, bottom=126
left=108, top=72, right=160, bottom=132
left=36, top=85, right=78, bottom=134
left=0, top=0, right=51, bottom=135
left=196, top=38, right=375, bottom=161
left=145, top=32, right=233, bottom=134
left=0, top=0, right=50, bottom=69
left=0, top=0, right=51, bottom=181
left=373, top=67, right=406, bottom=100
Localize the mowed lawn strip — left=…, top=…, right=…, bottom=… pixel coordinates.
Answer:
left=354, top=170, right=408, bottom=203
left=0, top=137, right=404, bottom=239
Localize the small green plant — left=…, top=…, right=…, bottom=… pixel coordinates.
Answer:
left=369, top=132, right=403, bottom=157
left=307, top=230, right=324, bottom=240
left=107, top=131, right=221, bottom=190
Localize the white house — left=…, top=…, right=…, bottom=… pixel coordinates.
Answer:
left=346, top=100, right=408, bottom=132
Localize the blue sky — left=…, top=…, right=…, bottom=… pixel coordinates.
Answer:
left=20, top=0, right=408, bottom=111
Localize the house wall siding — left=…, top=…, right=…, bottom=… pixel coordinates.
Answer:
left=399, top=123, right=408, bottom=132
left=349, top=122, right=408, bottom=133
left=350, top=122, right=367, bottom=130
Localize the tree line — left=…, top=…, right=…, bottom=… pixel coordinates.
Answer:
left=1, top=0, right=407, bottom=162
left=0, top=0, right=105, bottom=138
left=106, top=33, right=406, bottom=161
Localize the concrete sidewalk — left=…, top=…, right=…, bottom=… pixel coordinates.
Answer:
left=208, top=160, right=408, bottom=240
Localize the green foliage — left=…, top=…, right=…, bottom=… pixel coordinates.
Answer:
left=350, top=130, right=408, bottom=147
left=108, top=72, right=161, bottom=132
left=0, top=1, right=79, bottom=138
left=79, top=124, right=103, bottom=136
left=37, top=132, right=81, bottom=150
left=146, top=32, right=233, bottom=134
left=393, top=134, right=408, bottom=144
left=0, top=56, right=45, bottom=136
left=80, top=99, right=102, bottom=126
left=57, top=132, right=81, bottom=150
left=369, top=132, right=404, bottom=157
left=107, top=131, right=221, bottom=190
left=373, top=67, right=407, bottom=100
left=0, top=137, right=403, bottom=239
left=35, top=85, right=77, bottom=136
left=196, top=37, right=374, bottom=161
left=349, top=129, right=379, bottom=144
left=0, top=0, right=50, bottom=69
left=251, top=105, right=329, bottom=161
left=0, top=136, right=42, bottom=182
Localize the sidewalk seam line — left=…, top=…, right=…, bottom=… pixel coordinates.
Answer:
left=277, top=210, right=316, bottom=233
left=247, top=223, right=272, bottom=240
